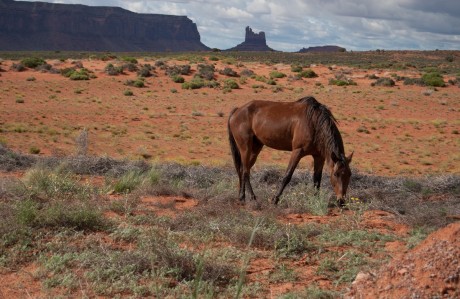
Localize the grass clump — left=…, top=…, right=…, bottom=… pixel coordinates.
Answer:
left=223, top=79, right=239, bottom=90
left=105, top=63, right=124, bottom=75
left=171, top=74, right=185, bottom=83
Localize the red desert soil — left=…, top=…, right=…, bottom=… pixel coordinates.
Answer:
left=347, top=222, right=460, bottom=299
left=0, top=55, right=459, bottom=298
left=0, top=57, right=459, bottom=175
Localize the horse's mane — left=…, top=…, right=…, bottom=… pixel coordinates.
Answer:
left=298, top=96, right=345, bottom=162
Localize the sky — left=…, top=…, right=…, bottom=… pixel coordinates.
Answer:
left=21, top=0, right=460, bottom=51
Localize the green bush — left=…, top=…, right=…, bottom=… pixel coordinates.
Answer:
left=197, top=64, right=215, bottom=80
left=291, top=65, right=303, bottom=72
left=125, top=78, right=145, bottom=88
left=329, top=78, right=356, bottom=86
left=105, top=63, right=124, bottom=76
left=422, top=72, right=445, bottom=87
left=269, top=71, right=286, bottom=79
left=299, top=69, right=318, bottom=78
left=123, top=90, right=134, bottom=96
left=223, top=79, right=239, bottom=89
left=121, top=57, right=138, bottom=64
left=182, top=78, right=205, bottom=89
left=70, top=70, right=90, bottom=80
left=21, top=57, right=46, bottom=68
left=171, top=75, right=185, bottom=83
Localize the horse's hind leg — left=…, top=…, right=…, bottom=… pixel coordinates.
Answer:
left=238, top=138, right=261, bottom=201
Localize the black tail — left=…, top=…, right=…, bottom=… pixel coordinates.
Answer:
left=228, top=108, right=241, bottom=176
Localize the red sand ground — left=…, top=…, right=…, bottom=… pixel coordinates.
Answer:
left=0, top=55, right=459, bottom=298
left=0, top=57, right=459, bottom=175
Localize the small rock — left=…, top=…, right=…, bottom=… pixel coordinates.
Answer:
left=352, top=272, right=371, bottom=285
left=397, top=268, right=409, bottom=275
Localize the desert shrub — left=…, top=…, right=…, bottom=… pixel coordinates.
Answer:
left=10, top=63, right=26, bottom=72
left=291, top=65, right=303, bottom=72
left=269, top=71, right=286, bottom=79
left=123, top=63, right=138, bottom=72
left=69, top=69, right=91, bottom=80
left=223, top=79, right=239, bottom=89
left=36, top=63, right=53, bottom=72
left=329, top=78, right=356, bottom=86
left=240, top=69, right=254, bottom=77
left=121, top=57, right=138, bottom=64
left=26, top=76, right=36, bottom=81
left=403, top=77, right=425, bottom=86
left=371, top=77, right=395, bottom=87
left=368, top=74, right=379, bottom=79
left=21, top=57, right=46, bottom=68
left=171, top=75, right=185, bottom=83
left=137, top=65, right=152, bottom=77
left=266, top=79, right=277, bottom=85
left=182, top=78, right=205, bottom=90
left=209, top=56, right=219, bottom=61
left=105, top=63, right=124, bottom=76
left=197, top=64, right=215, bottom=80
left=125, top=78, right=145, bottom=88
left=219, top=67, right=238, bottom=77
left=422, top=71, right=445, bottom=87
left=123, top=90, right=134, bottom=96
left=299, top=69, right=318, bottom=78
left=165, top=65, right=191, bottom=76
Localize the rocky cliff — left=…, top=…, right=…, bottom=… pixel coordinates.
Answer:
left=227, top=26, right=274, bottom=51
left=298, top=45, right=346, bottom=53
left=0, top=0, right=209, bottom=51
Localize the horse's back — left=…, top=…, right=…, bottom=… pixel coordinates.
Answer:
left=230, top=100, right=311, bottom=151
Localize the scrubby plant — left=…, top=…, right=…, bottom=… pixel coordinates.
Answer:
left=240, top=69, right=255, bottom=77
left=105, top=63, right=124, bottom=76
left=371, top=77, right=395, bottom=87
left=196, top=64, right=215, bottom=80
left=21, top=57, right=46, bottom=68
left=182, top=78, right=205, bottom=90
left=219, top=67, right=238, bottom=77
left=223, top=79, right=239, bottom=89
left=121, top=57, right=138, bottom=64
left=125, top=78, right=145, bottom=88
left=299, top=69, right=318, bottom=78
left=269, top=71, right=286, bottom=79
left=291, top=65, right=303, bottom=72
left=422, top=71, right=445, bottom=87
left=137, top=64, right=153, bottom=77
left=171, top=75, right=185, bottom=83
left=123, top=89, right=134, bottom=96
left=10, top=63, right=26, bottom=72
left=329, top=78, right=356, bottom=86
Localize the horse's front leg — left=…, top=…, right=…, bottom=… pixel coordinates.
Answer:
left=313, top=156, right=325, bottom=190
left=272, top=149, right=304, bottom=204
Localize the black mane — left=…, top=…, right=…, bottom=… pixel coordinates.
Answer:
left=298, top=96, right=345, bottom=161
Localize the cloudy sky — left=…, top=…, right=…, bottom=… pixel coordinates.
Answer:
left=23, top=0, right=460, bottom=51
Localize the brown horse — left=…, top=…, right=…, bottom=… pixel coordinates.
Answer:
left=228, top=96, right=352, bottom=204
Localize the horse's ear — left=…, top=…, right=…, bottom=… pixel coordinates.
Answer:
left=347, top=152, right=354, bottom=164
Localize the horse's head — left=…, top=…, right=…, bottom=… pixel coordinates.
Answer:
left=330, top=152, right=353, bottom=203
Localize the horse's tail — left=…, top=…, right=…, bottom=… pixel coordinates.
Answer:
left=228, top=107, right=241, bottom=176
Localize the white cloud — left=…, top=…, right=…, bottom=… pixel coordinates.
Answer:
left=17, top=0, right=460, bottom=51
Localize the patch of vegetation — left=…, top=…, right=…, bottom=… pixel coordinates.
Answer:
left=196, top=64, right=215, bottom=80
left=21, top=57, right=46, bottom=68
left=422, top=71, right=446, bottom=87
left=105, top=63, right=124, bottom=75
left=125, top=78, right=145, bottom=88
left=219, top=67, right=238, bottom=77
left=171, top=74, right=185, bottom=83
left=269, top=71, right=286, bottom=79
left=371, top=77, right=395, bottom=87
left=329, top=78, right=357, bottom=86
left=299, top=69, right=318, bottom=78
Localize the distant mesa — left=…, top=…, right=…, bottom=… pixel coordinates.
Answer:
left=298, top=45, right=346, bottom=53
left=226, top=26, right=274, bottom=51
left=0, top=0, right=209, bottom=51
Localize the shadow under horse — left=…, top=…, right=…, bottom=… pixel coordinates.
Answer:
left=228, top=96, right=353, bottom=205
